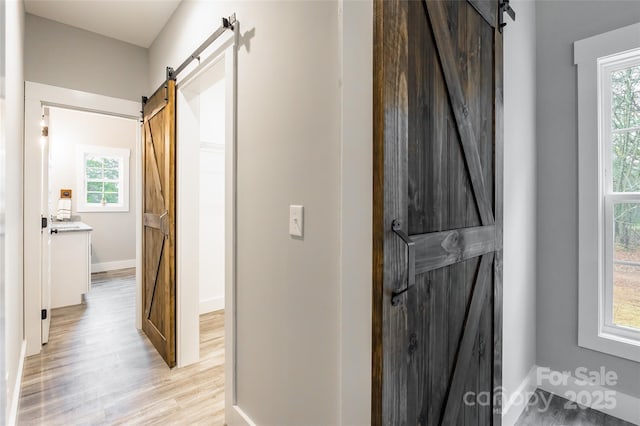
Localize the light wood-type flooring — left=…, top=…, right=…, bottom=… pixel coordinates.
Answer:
left=516, top=389, right=635, bottom=426
left=17, top=268, right=225, bottom=425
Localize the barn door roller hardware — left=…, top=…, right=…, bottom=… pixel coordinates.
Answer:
left=391, top=219, right=415, bottom=306
left=167, top=14, right=236, bottom=81
left=499, top=0, right=516, bottom=32
left=140, top=96, right=148, bottom=122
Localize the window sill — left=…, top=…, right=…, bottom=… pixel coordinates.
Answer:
left=77, top=205, right=129, bottom=213
left=579, top=327, right=640, bottom=363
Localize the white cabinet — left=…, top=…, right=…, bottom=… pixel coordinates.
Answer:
left=50, top=226, right=92, bottom=308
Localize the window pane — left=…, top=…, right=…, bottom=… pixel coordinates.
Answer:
left=612, top=130, right=640, bottom=192
left=85, top=157, right=103, bottom=168
left=87, top=193, right=102, bottom=204
left=613, top=263, right=640, bottom=330
left=104, top=193, right=119, bottom=204
left=613, top=202, right=640, bottom=330
left=104, top=182, right=119, bottom=193
left=87, top=181, right=103, bottom=192
left=103, top=168, right=119, bottom=180
left=614, top=202, right=640, bottom=253
left=611, top=65, right=640, bottom=130
left=86, top=167, right=103, bottom=179
left=103, top=157, right=119, bottom=169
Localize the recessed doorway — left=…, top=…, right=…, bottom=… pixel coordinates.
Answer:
left=176, top=51, right=229, bottom=367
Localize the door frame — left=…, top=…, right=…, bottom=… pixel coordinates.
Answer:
left=173, top=29, right=250, bottom=425
left=175, top=49, right=228, bottom=368
left=24, top=82, right=142, bottom=356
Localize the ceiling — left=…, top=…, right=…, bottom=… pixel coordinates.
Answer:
left=24, top=0, right=182, bottom=48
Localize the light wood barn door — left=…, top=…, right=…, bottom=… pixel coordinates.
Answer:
left=142, top=80, right=176, bottom=368
left=372, top=0, right=503, bottom=424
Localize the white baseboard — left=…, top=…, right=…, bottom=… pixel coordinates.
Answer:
left=7, top=340, right=27, bottom=426
left=91, top=259, right=136, bottom=273
left=227, top=405, right=257, bottom=426
left=502, top=365, right=539, bottom=426
left=536, top=366, right=640, bottom=425
left=200, top=296, right=224, bottom=314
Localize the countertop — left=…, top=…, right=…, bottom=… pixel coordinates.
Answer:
left=50, top=221, right=93, bottom=233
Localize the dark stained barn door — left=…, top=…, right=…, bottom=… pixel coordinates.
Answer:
left=372, top=1, right=503, bottom=425
left=142, top=80, right=177, bottom=368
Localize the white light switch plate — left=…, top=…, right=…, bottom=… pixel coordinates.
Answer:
left=289, top=205, right=304, bottom=237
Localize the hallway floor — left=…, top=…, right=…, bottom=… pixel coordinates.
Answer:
left=516, top=389, right=635, bottom=426
left=17, top=268, right=224, bottom=425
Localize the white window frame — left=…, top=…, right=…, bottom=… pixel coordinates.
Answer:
left=576, top=23, right=640, bottom=363
left=76, top=144, right=130, bottom=212
left=600, top=51, right=640, bottom=344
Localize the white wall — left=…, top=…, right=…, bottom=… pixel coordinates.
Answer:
left=151, top=2, right=341, bottom=424
left=4, top=1, right=25, bottom=423
left=502, top=0, right=538, bottom=424
left=48, top=107, right=137, bottom=266
left=25, top=14, right=148, bottom=102
left=536, top=0, right=640, bottom=399
left=0, top=2, right=7, bottom=422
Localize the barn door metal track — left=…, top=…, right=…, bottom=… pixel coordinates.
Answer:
left=167, top=14, right=236, bottom=81
left=142, top=14, right=236, bottom=110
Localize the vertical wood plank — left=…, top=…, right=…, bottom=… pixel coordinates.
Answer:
left=406, top=2, right=426, bottom=422
left=383, top=0, right=410, bottom=420
left=371, top=0, right=384, bottom=421
left=493, top=26, right=504, bottom=426
left=373, top=0, right=410, bottom=423
left=166, top=79, right=177, bottom=366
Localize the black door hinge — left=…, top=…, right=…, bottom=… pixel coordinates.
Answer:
left=41, top=216, right=47, bottom=229
left=41, top=309, right=47, bottom=320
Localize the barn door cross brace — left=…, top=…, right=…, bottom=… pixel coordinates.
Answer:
left=499, top=0, right=516, bottom=32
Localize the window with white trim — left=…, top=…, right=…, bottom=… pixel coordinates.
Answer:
left=576, top=23, right=640, bottom=363
left=76, top=145, right=130, bottom=212
left=600, top=50, right=640, bottom=341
